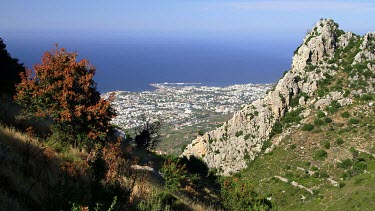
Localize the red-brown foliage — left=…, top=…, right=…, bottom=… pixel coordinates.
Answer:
left=15, top=45, right=115, bottom=147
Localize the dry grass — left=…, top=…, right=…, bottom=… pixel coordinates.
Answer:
left=0, top=124, right=221, bottom=210
left=0, top=124, right=88, bottom=210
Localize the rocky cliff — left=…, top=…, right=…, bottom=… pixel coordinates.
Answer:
left=182, top=19, right=375, bottom=175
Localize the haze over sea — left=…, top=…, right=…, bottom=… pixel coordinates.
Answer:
left=4, top=34, right=298, bottom=93
left=3, top=1, right=375, bottom=93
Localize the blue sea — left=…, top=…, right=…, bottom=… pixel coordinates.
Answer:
left=3, top=34, right=300, bottom=93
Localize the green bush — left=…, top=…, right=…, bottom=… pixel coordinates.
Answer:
left=179, top=156, right=208, bottom=177
left=317, top=90, right=325, bottom=97
left=343, top=90, right=350, bottom=97
left=262, top=140, right=272, bottom=151
left=137, top=191, right=185, bottom=211
left=314, top=149, right=328, bottom=160
left=324, top=117, right=332, bottom=123
left=326, top=100, right=341, bottom=114
left=198, top=130, right=205, bottom=136
left=282, top=108, right=304, bottom=125
left=349, top=147, right=359, bottom=157
left=243, top=152, right=250, bottom=160
left=322, top=140, right=330, bottom=149
left=335, top=138, right=344, bottom=145
left=314, top=118, right=326, bottom=126
left=339, top=182, right=346, bottom=188
left=302, top=124, right=314, bottom=131
left=290, top=97, right=300, bottom=107
left=341, top=111, right=350, bottom=118
left=349, top=118, right=360, bottom=124
left=319, top=171, right=329, bottom=178
left=180, top=144, right=187, bottom=152
left=360, top=94, right=374, bottom=101
left=317, top=110, right=326, bottom=118
left=270, top=121, right=283, bottom=137
left=352, top=161, right=367, bottom=174
left=160, top=158, right=187, bottom=193
left=235, top=130, right=243, bottom=137
left=311, top=166, right=319, bottom=171
left=221, top=178, right=273, bottom=211
left=338, top=159, right=352, bottom=169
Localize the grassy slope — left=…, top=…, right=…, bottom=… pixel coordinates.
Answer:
left=237, top=32, right=375, bottom=210
left=0, top=124, right=222, bottom=210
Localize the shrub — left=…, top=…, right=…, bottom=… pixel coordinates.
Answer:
left=262, top=140, right=272, bottom=151
left=338, top=159, right=352, bottom=169
left=343, top=90, right=350, bottom=97
left=270, top=121, right=283, bottom=137
left=179, top=156, right=208, bottom=177
left=317, top=110, right=326, bottom=118
left=314, top=118, right=326, bottom=126
left=311, top=166, right=319, bottom=171
left=180, top=145, right=187, bottom=152
left=326, top=100, right=341, bottom=114
left=302, top=124, right=314, bottom=131
left=137, top=191, right=184, bottom=211
left=335, top=138, right=344, bottom=145
left=198, top=130, right=205, bottom=136
left=135, top=118, right=162, bottom=151
left=350, top=147, right=359, bottom=158
left=339, top=182, right=346, bottom=188
left=319, top=171, right=329, bottom=178
left=290, top=96, right=300, bottom=107
left=324, top=117, right=332, bottom=123
left=360, top=94, right=374, bottom=101
left=221, top=178, right=273, bottom=210
left=160, top=158, right=187, bottom=193
left=349, top=118, right=360, bottom=124
left=322, top=140, right=330, bottom=149
left=243, top=152, right=250, bottom=160
left=353, top=161, right=367, bottom=174
left=235, top=130, right=243, bottom=137
left=341, top=111, right=350, bottom=118
left=317, top=90, right=325, bottom=97
left=314, top=149, right=328, bottom=160
left=282, top=108, right=304, bottom=124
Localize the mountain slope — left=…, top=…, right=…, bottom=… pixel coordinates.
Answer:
left=182, top=18, right=375, bottom=176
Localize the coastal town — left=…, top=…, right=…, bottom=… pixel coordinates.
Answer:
left=107, top=83, right=273, bottom=130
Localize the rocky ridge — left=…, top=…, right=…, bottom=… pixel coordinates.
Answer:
left=182, top=19, right=375, bottom=175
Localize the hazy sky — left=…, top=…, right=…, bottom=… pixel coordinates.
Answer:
left=2, top=0, right=375, bottom=40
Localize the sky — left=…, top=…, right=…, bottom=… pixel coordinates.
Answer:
left=2, top=0, right=375, bottom=40
left=1, top=0, right=375, bottom=92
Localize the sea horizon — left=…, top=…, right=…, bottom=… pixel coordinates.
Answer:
left=3, top=34, right=297, bottom=93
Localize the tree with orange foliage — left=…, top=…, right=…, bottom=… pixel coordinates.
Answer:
left=15, top=45, right=115, bottom=148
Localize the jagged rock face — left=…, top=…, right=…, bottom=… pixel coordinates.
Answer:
left=182, top=19, right=374, bottom=176
left=292, top=19, right=338, bottom=71
left=355, top=32, right=375, bottom=63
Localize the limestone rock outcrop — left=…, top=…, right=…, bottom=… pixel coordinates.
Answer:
left=182, top=19, right=375, bottom=175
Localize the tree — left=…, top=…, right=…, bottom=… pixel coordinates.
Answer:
left=134, top=115, right=161, bottom=151
left=15, top=45, right=115, bottom=148
left=0, top=38, right=25, bottom=94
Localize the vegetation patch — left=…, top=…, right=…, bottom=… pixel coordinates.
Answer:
left=302, top=124, right=315, bottom=131
left=314, top=149, right=328, bottom=160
